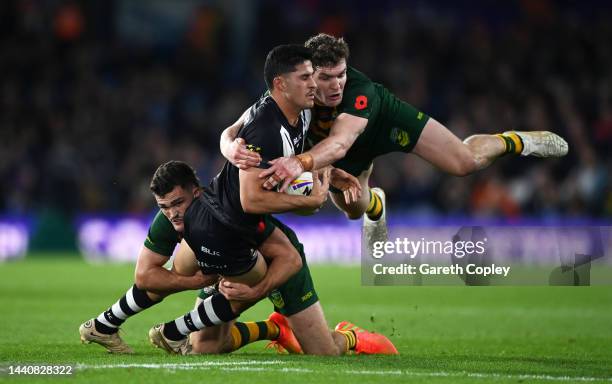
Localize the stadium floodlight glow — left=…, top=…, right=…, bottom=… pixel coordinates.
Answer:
left=0, top=221, right=29, bottom=262
left=76, top=215, right=361, bottom=264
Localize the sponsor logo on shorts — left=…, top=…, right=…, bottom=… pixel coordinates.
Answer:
left=390, top=127, right=411, bottom=147
left=301, top=291, right=313, bottom=302
left=269, top=290, right=285, bottom=309
left=417, top=111, right=424, bottom=120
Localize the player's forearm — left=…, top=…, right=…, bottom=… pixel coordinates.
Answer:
left=240, top=181, right=318, bottom=214
left=135, top=267, right=200, bottom=295
left=305, top=113, right=367, bottom=170
left=241, top=190, right=314, bottom=214
left=220, top=124, right=240, bottom=161
left=306, top=137, right=351, bottom=169
left=252, top=253, right=302, bottom=299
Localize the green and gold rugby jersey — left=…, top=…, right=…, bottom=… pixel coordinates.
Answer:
left=143, top=210, right=181, bottom=257
left=307, top=66, right=430, bottom=176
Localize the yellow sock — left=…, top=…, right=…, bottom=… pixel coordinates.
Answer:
left=495, top=133, right=524, bottom=155
left=366, top=189, right=383, bottom=220
left=337, top=330, right=357, bottom=352
left=230, top=320, right=279, bottom=351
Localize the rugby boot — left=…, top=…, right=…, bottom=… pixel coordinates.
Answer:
left=148, top=324, right=192, bottom=355
left=504, top=131, right=568, bottom=157
left=79, top=318, right=133, bottom=354
left=265, top=312, right=303, bottom=354
left=335, top=321, right=398, bottom=355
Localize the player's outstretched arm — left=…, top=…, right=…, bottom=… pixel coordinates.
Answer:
left=134, top=247, right=217, bottom=295
left=239, top=168, right=329, bottom=214
left=308, top=113, right=368, bottom=168
left=220, top=113, right=261, bottom=169
left=259, top=113, right=367, bottom=189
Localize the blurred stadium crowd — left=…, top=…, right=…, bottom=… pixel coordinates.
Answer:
left=1, top=0, right=610, bottom=220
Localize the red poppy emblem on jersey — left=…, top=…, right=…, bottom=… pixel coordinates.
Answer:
left=355, top=95, right=368, bottom=110
left=257, top=219, right=266, bottom=233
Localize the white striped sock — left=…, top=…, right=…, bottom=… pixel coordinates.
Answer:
left=190, top=308, right=205, bottom=329
left=96, top=313, right=117, bottom=328
left=111, top=302, right=128, bottom=320
left=125, top=287, right=143, bottom=312
left=203, top=296, right=221, bottom=324
left=175, top=316, right=190, bottom=336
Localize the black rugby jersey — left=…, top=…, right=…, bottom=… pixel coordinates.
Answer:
left=203, top=94, right=311, bottom=231
left=182, top=195, right=263, bottom=275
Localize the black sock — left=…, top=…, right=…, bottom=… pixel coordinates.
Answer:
left=162, top=293, right=238, bottom=341
left=95, top=284, right=159, bottom=334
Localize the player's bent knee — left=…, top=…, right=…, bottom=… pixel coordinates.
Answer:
left=340, top=205, right=365, bottom=220
left=289, top=302, right=342, bottom=356
left=133, top=274, right=170, bottom=298
left=323, top=345, right=343, bottom=356
left=303, top=343, right=342, bottom=356
left=190, top=339, right=228, bottom=354
left=450, top=146, right=478, bottom=176
left=454, top=157, right=478, bottom=177
left=330, top=191, right=368, bottom=220
left=134, top=273, right=148, bottom=290
left=345, top=211, right=363, bottom=220
left=190, top=329, right=233, bottom=354
left=134, top=273, right=161, bottom=295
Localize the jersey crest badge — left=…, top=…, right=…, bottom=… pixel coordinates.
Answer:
left=390, top=127, right=411, bottom=147
left=269, top=290, right=285, bottom=309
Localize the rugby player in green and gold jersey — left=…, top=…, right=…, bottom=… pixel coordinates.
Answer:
left=222, top=33, right=569, bottom=254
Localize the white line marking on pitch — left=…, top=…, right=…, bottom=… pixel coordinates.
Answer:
left=221, top=367, right=612, bottom=382
left=76, top=362, right=612, bottom=382
left=76, top=360, right=285, bottom=370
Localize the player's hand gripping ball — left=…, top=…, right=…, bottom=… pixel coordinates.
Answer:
left=285, top=172, right=313, bottom=196
left=284, top=171, right=315, bottom=215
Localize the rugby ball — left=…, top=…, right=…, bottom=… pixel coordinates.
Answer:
left=285, top=172, right=315, bottom=216
left=285, top=172, right=313, bottom=196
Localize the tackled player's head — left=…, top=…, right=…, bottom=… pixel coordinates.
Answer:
left=264, top=44, right=316, bottom=109
left=150, top=160, right=201, bottom=232
left=305, top=33, right=349, bottom=107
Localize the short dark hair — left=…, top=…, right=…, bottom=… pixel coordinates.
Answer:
left=304, top=33, right=350, bottom=68
left=264, top=44, right=313, bottom=90
left=150, top=160, right=200, bottom=196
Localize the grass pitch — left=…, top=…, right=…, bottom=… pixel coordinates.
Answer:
left=1, top=256, right=611, bottom=383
